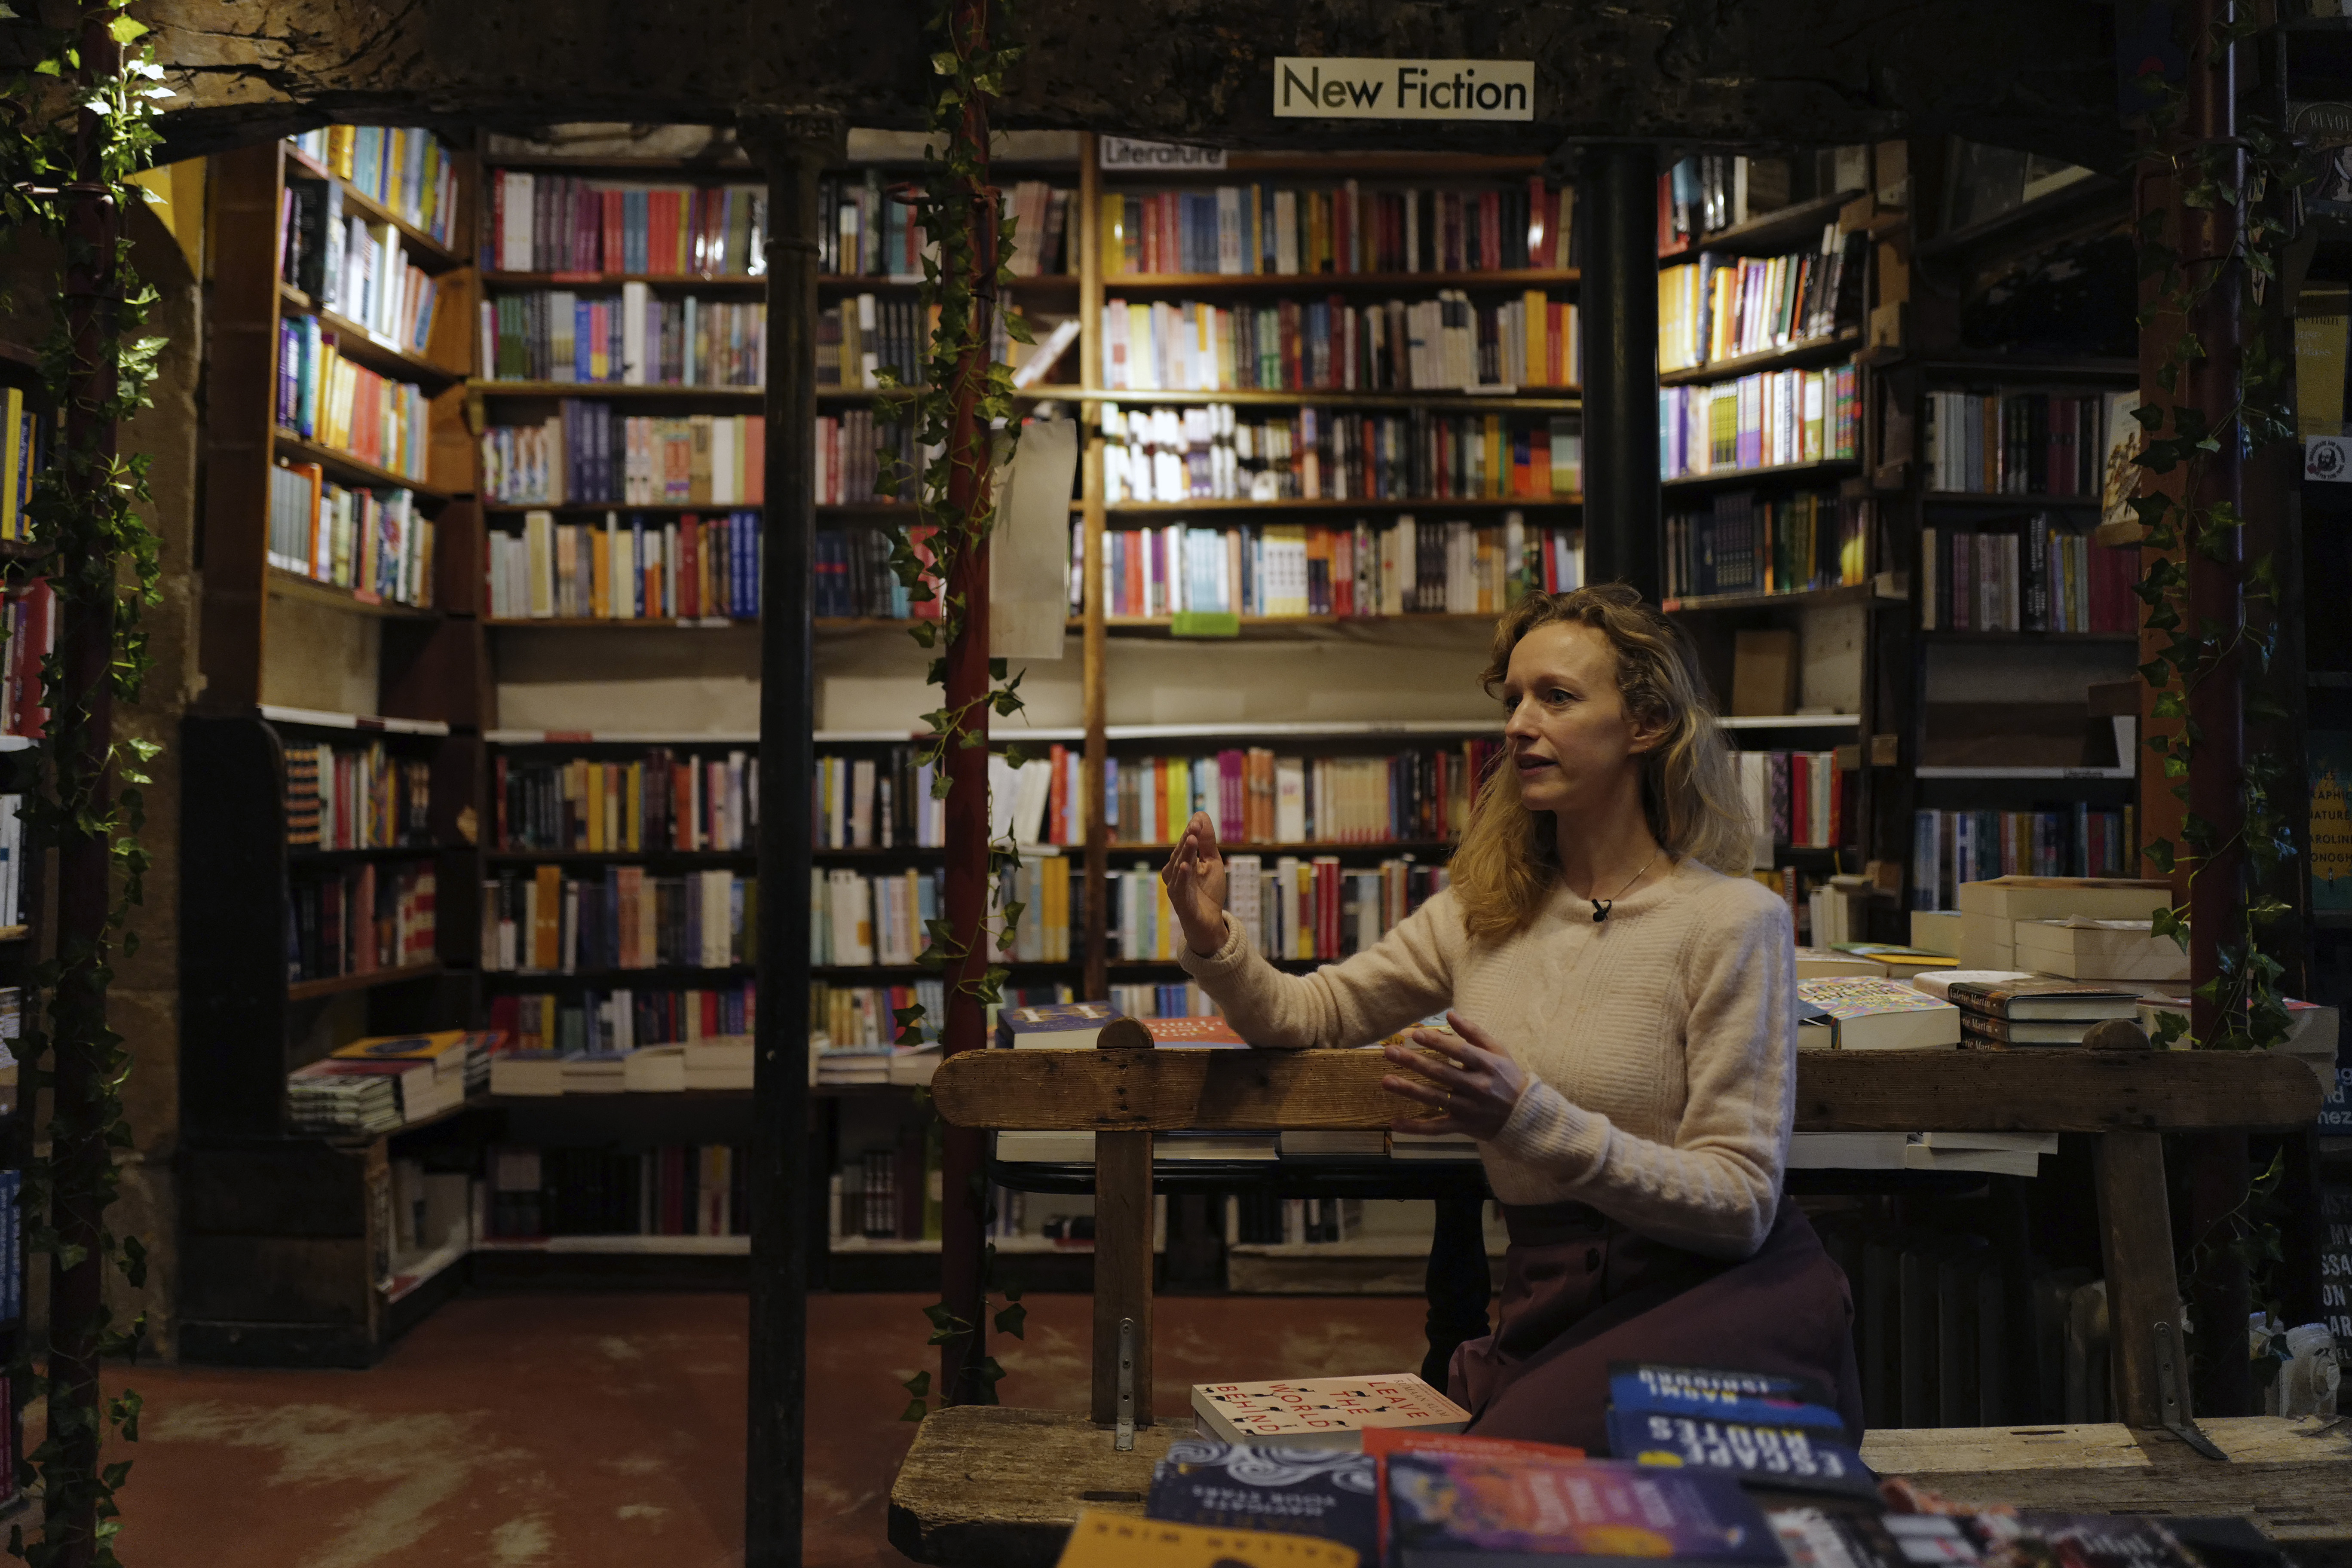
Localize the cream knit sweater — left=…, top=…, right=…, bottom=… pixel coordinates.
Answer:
left=1177, top=856, right=1795, bottom=1259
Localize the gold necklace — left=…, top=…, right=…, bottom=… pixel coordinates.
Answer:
left=1587, top=848, right=1662, bottom=924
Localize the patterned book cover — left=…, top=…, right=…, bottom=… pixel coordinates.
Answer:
left=1145, top=1016, right=1249, bottom=1047
left=1605, top=1364, right=1844, bottom=1432
left=1192, top=1374, right=1468, bottom=1448
left=993, top=1000, right=1147, bottom=1050
left=1792, top=977, right=1951, bottom=1020
left=1145, top=1439, right=1378, bottom=1560
left=1385, top=1453, right=1778, bottom=1565
left=1605, top=1410, right=1876, bottom=1500
left=1057, top=1509, right=1360, bottom=1568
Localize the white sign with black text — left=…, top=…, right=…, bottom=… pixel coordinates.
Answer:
left=1272, top=57, right=1535, bottom=120
left=1098, top=138, right=1228, bottom=171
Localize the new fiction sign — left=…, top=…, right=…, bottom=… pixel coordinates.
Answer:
left=1272, top=58, right=1536, bottom=121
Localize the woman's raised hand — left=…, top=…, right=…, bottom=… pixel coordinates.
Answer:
left=1160, top=811, right=1231, bottom=957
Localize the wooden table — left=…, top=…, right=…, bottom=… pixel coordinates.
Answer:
left=888, top=1406, right=2352, bottom=1568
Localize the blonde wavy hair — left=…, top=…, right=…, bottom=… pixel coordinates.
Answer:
left=1451, top=584, right=1754, bottom=942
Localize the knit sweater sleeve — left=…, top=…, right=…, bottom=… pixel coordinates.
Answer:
left=1489, top=885, right=1795, bottom=1259
left=1175, top=888, right=1461, bottom=1049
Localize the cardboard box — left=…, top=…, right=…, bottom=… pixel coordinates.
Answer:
left=1954, top=877, right=2172, bottom=969
left=1910, top=910, right=1962, bottom=956
left=2012, top=920, right=2190, bottom=983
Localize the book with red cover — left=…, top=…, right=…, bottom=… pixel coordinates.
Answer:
left=1143, top=1017, right=1248, bottom=1047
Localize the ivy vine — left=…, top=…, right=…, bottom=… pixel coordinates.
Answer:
left=0, top=0, right=169, bottom=1562
left=874, top=0, right=1034, bottom=1418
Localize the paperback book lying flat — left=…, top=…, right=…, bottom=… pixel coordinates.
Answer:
left=1385, top=1453, right=1779, bottom=1568
left=1146, top=1439, right=1379, bottom=1561
left=1193, top=1374, right=1470, bottom=1449
left=1604, top=1409, right=1875, bottom=1500
left=1607, top=1364, right=1844, bottom=1433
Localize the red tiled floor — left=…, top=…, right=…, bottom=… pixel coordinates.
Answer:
left=88, top=1291, right=1431, bottom=1566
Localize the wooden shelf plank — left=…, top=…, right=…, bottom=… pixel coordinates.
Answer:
left=469, top=379, right=764, bottom=400
left=486, top=616, right=757, bottom=631
left=266, top=568, right=438, bottom=620
left=286, top=962, right=444, bottom=1001
left=258, top=704, right=452, bottom=736
left=1106, top=495, right=1578, bottom=513
left=1660, top=458, right=1862, bottom=492
left=1085, top=386, right=1581, bottom=413
left=273, top=429, right=450, bottom=501
left=276, top=284, right=464, bottom=386
left=1662, top=582, right=1898, bottom=614
left=1087, top=613, right=1502, bottom=636
left=1102, top=269, right=1578, bottom=291
left=1658, top=332, right=1862, bottom=387
left=930, top=1046, right=2326, bottom=1135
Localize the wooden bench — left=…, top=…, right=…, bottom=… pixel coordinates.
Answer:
left=891, top=1046, right=2333, bottom=1566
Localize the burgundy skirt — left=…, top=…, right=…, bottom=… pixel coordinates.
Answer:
left=1447, top=1197, right=1864, bottom=1452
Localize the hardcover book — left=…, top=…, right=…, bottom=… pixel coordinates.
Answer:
left=1384, top=1452, right=1779, bottom=1568
left=1792, top=978, right=1961, bottom=1050
left=1606, top=1365, right=1845, bottom=1433
left=1605, top=1410, right=1876, bottom=1500
left=1942, top=978, right=2139, bottom=1021
left=1146, top=1439, right=1379, bottom=1560
left=1193, top=1375, right=1469, bottom=1449
left=1145, top=1016, right=1250, bottom=1047
left=995, top=1000, right=1152, bottom=1050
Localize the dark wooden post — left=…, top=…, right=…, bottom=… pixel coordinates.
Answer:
left=938, top=0, right=1001, bottom=1409
left=745, top=105, right=843, bottom=1568
left=2181, top=0, right=2251, bottom=1420
left=1577, top=145, right=1662, bottom=600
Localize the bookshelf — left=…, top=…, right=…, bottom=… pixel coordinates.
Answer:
left=183, top=127, right=489, bottom=1366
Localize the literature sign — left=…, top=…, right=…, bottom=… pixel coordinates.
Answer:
left=1273, top=58, right=1534, bottom=122
left=1099, top=138, right=1227, bottom=172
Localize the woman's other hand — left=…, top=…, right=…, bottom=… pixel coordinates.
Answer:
left=1161, top=811, right=1231, bottom=957
left=1381, top=1010, right=1528, bottom=1141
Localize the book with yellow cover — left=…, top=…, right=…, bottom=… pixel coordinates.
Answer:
left=1057, top=1510, right=1358, bottom=1568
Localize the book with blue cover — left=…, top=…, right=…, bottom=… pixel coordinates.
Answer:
left=1604, top=1409, right=1874, bottom=1500
left=994, top=1000, right=1150, bottom=1050
left=1146, top=1439, right=1379, bottom=1561
left=1606, top=1363, right=1844, bottom=1434
left=1385, top=1452, right=1779, bottom=1568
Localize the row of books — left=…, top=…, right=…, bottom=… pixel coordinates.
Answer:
left=815, top=293, right=931, bottom=388
left=1102, top=403, right=1583, bottom=504
left=478, top=288, right=767, bottom=387
left=1735, top=751, right=1848, bottom=863
left=486, top=509, right=763, bottom=622
left=833, top=1139, right=937, bottom=1239
left=813, top=408, right=921, bottom=504
left=814, top=866, right=963, bottom=968
left=287, top=127, right=460, bottom=245
left=494, top=749, right=757, bottom=854
left=815, top=527, right=931, bottom=620
left=265, top=463, right=436, bottom=607
left=1085, top=516, right=1579, bottom=621
left=1101, top=179, right=1573, bottom=277
left=818, top=172, right=932, bottom=281
left=1099, top=292, right=1578, bottom=394
left=276, top=317, right=432, bottom=480
left=1908, top=808, right=2138, bottom=910
left=1662, top=490, right=1866, bottom=600
left=0, top=585, right=51, bottom=739
left=483, top=172, right=766, bottom=278
left=810, top=745, right=962, bottom=850
left=288, top=864, right=438, bottom=985
left=1113, top=856, right=1449, bottom=962
left=1923, top=389, right=2133, bottom=497
left=1657, top=229, right=1866, bottom=373
left=280, top=183, right=444, bottom=354
left=483, top=867, right=752, bottom=974
left=1659, top=364, right=1862, bottom=480
left=1, top=386, right=49, bottom=542
left=489, top=988, right=755, bottom=1057
left=1658, top=149, right=1828, bottom=248
left=478, top=409, right=766, bottom=507
left=1106, top=981, right=1218, bottom=1021
left=1110, top=745, right=1499, bottom=848
left=483, top=1145, right=748, bottom=1239
left=284, top=742, right=431, bottom=851
left=812, top=980, right=945, bottom=1053
left=1231, top=1193, right=1364, bottom=1244
left=1919, top=520, right=2140, bottom=634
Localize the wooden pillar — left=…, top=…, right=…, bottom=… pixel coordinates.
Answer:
left=1577, top=144, right=1661, bottom=600
left=2182, top=0, right=2251, bottom=1421
left=745, top=105, right=843, bottom=1568
left=1092, top=1032, right=1156, bottom=1426
left=937, top=0, right=1001, bottom=1409
left=2095, top=1130, right=2184, bottom=1428
left=1080, top=134, right=1110, bottom=1004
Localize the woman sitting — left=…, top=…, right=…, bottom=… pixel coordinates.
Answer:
left=1161, top=583, right=1863, bottom=1450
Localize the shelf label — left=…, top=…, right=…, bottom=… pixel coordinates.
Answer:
left=1274, top=58, right=1534, bottom=121
left=2309, top=437, right=2352, bottom=483
left=1099, top=138, right=1226, bottom=171
left=1170, top=610, right=1241, bottom=639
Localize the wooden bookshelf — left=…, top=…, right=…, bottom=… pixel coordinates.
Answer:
left=1102, top=269, right=1579, bottom=291
left=184, top=129, right=490, bottom=1368
left=1105, top=496, right=1578, bottom=513
left=1660, top=457, right=1863, bottom=492
left=1657, top=331, right=1863, bottom=387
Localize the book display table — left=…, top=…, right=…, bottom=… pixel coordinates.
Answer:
left=891, top=1046, right=2335, bottom=1567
